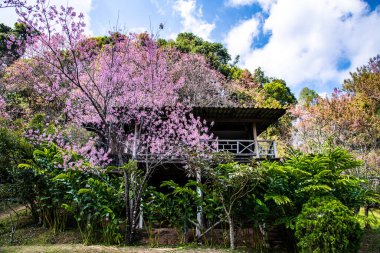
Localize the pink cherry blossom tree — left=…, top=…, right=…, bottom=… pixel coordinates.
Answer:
left=291, top=89, right=380, bottom=178
left=168, top=51, right=233, bottom=107
left=0, top=0, right=25, bottom=8
left=12, top=0, right=212, bottom=242
left=0, top=96, right=7, bottom=118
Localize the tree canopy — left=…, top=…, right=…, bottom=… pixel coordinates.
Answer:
left=299, top=87, right=320, bottom=107
left=344, top=55, right=380, bottom=116
left=158, top=32, right=232, bottom=77
left=0, top=22, right=29, bottom=71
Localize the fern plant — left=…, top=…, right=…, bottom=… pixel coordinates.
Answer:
left=258, top=148, right=379, bottom=252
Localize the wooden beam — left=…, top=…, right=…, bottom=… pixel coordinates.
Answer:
left=252, top=122, right=260, bottom=158
left=205, top=118, right=277, bottom=123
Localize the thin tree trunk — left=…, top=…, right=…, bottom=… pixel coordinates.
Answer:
left=227, top=214, right=235, bottom=250
left=121, top=154, right=132, bottom=243
left=196, top=170, right=203, bottom=244
left=130, top=205, right=137, bottom=242
left=365, top=205, right=371, bottom=229
left=138, top=209, right=143, bottom=229
left=126, top=123, right=139, bottom=243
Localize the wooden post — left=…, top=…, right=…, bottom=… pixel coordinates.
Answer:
left=273, top=141, right=278, bottom=158
left=138, top=209, right=143, bottom=229
left=196, top=170, right=204, bottom=244
left=253, top=122, right=260, bottom=158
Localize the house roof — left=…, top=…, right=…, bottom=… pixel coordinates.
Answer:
left=192, top=106, right=287, bottom=134
left=192, top=106, right=286, bottom=120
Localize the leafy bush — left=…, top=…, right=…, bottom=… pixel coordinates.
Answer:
left=254, top=148, right=379, bottom=251
left=259, top=148, right=371, bottom=228
left=295, top=196, right=363, bottom=253
left=0, top=124, right=36, bottom=219
left=62, top=176, right=123, bottom=245
left=19, top=144, right=124, bottom=244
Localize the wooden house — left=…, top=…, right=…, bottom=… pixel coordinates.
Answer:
left=137, top=106, right=286, bottom=186
left=192, top=106, right=286, bottom=162
left=131, top=106, right=286, bottom=164
left=133, top=106, right=286, bottom=231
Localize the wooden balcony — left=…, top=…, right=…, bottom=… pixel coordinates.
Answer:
left=207, top=139, right=277, bottom=162
left=132, top=139, right=278, bottom=163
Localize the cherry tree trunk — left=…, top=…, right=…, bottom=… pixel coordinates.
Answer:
left=227, top=214, right=235, bottom=250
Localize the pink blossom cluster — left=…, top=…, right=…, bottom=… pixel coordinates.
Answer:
left=0, top=0, right=26, bottom=8
left=0, top=96, right=8, bottom=119
left=12, top=1, right=213, bottom=168
left=4, top=59, right=69, bottom=103
left=24, top=127, right=112, bottom=169
left=291, top=90, right=379, bottom=153
left=130, top=104, right=213, bottom=160
left=369, top=55, right=380, bottom=73
left=168, top=52, right=231, bottom=107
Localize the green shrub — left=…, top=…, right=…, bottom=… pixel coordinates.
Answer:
left=18, top=144, right=124, bottom=244
left=295, top=196, right=363, bottom=253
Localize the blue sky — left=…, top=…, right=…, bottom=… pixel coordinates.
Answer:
left=1, top=0, right=380, bottom=97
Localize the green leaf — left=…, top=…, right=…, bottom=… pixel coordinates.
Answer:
left=78, top=188, right=91, bottom=195
left=264, top=194, right=292, bottom=205
left=18, top=163, right=31, bottom=169
left=53, top=173, right=69, bottom=180
left=297, top=184, right=332, bottom=194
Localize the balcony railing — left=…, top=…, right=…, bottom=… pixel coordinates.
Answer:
left=131, top=139, right=277, bottom=163
left=206, top=139, right=277, bottom=161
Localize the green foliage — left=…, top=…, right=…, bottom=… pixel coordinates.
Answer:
left=18, top=144, right=124, bottom=244
left=299, top=87, right=320, bottom=107
left=18, top=144, right=72, bottom=232
left=161, top=180, right=199, bottom=241
left=1, top=134, right=376, bottom=250
left=143, top=180, right=222, bottom=244
left=295, top=196, right=363, bottom=253
left=207, top=162, right=260, bottom=249
left=209, top=163, right=258, bottom=202
left=0, top=123, right=35, bottom=224
left=158, top=32, right=237, bottom=78
left=0, top=22, right=29, bottom=66
left=257, top=148, right=379, bottom=251
left=161, top=33, right=230, bottom=63
left=344, top=55, right=380, bottom=115
left=261, top=148, right=369, bottom=215
left=252, top=67, right=271, bottom=85
left=0, top=124, right=33, bottom=184
left=62, top=176, right=123, bottom=245
left=262, top=79, right=297, bottom=107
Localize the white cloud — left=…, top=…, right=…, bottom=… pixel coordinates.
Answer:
left=228, top=0, right=380, bottom=89
left=227, top=0, right=256, bottom=6
left=173, top=0, right=215, bottom=41
left=150, top=0, right=168, bottom=15
left=227, top=0, right=275, bottom=11
left=225, top=17, right=260, bottom=58
left=0, top=0, right=93, bottom=34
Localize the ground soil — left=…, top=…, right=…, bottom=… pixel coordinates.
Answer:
left=0, top=206, right=379, bottom=253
